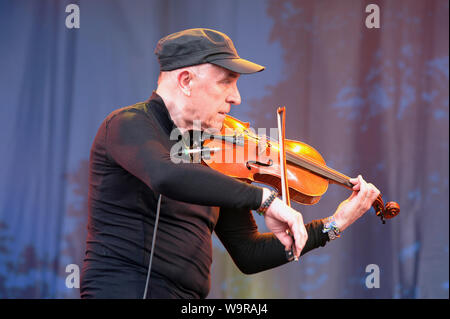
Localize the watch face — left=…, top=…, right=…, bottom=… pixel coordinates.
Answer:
left=328, top=230, right=337, bottom=240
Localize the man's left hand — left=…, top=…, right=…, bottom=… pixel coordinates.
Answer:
left=332, top=175, right=380, bottom=232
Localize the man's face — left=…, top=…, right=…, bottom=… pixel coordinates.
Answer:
left=187, top=64, right=241, bottom=132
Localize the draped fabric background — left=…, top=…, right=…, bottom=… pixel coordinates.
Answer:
left=0, top=0, right=448, bottom=298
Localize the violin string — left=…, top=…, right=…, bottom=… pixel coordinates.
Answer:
left=219, top=126, right=351, bottom=186
left=253, top=131, right=351, bottom=186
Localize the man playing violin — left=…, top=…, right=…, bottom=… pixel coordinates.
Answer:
left=80, top=28, right=381, bottom=299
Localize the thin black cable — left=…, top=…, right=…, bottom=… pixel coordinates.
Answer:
left=142, top=194, right=162, bottom=299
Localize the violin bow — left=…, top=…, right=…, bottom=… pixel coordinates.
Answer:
left=277, top=107, right=297, bottom=261
left=277, top=106, right=290, bottom=206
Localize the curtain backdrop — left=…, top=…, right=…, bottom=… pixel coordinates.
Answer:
left=0, top=0, right=448, bottom=298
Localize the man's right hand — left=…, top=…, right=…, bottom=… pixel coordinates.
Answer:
left=261, top=188, right=308, bottom=261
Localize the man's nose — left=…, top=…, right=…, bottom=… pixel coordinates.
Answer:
left=226, top=84, right=241, bottom=105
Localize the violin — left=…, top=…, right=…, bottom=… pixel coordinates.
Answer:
left=200, top=114, right=400, bottom=223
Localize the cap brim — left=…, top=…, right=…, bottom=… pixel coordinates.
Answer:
left=209, top=58, right=265, bottom=74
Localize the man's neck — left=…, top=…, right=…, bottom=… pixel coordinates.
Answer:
left=155, top=88, right=192, bottom=134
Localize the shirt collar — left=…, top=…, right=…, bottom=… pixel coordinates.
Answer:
left=145, top=91, right=200, bottom=148
left=146, top=91, right=178, bottom=135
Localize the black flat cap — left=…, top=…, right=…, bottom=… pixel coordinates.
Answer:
left=154, top=28, right=265, bottom=74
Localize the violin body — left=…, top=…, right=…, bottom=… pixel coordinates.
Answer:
left=202, top=115, right=400, bottom=222
left=203, top=115, right=328, bottom=205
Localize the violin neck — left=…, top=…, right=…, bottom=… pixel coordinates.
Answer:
left=285, top=152, right=354, bottom=190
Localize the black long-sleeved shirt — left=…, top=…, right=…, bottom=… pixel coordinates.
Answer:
left=80, top=92, right=329, bottom=299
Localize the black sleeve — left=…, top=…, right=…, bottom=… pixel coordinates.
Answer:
left=214, top=206, right=329, bottom=275
left=105, top=109, right=263, bottom=210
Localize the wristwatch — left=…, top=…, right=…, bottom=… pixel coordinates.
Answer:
left=326, top=228, right=339, bottom=240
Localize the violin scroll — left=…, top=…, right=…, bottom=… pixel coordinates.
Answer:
left=372, top=195, right=400, bottom=224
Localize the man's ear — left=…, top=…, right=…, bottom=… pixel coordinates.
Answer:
left=177, top=70, right=192, bottom=97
